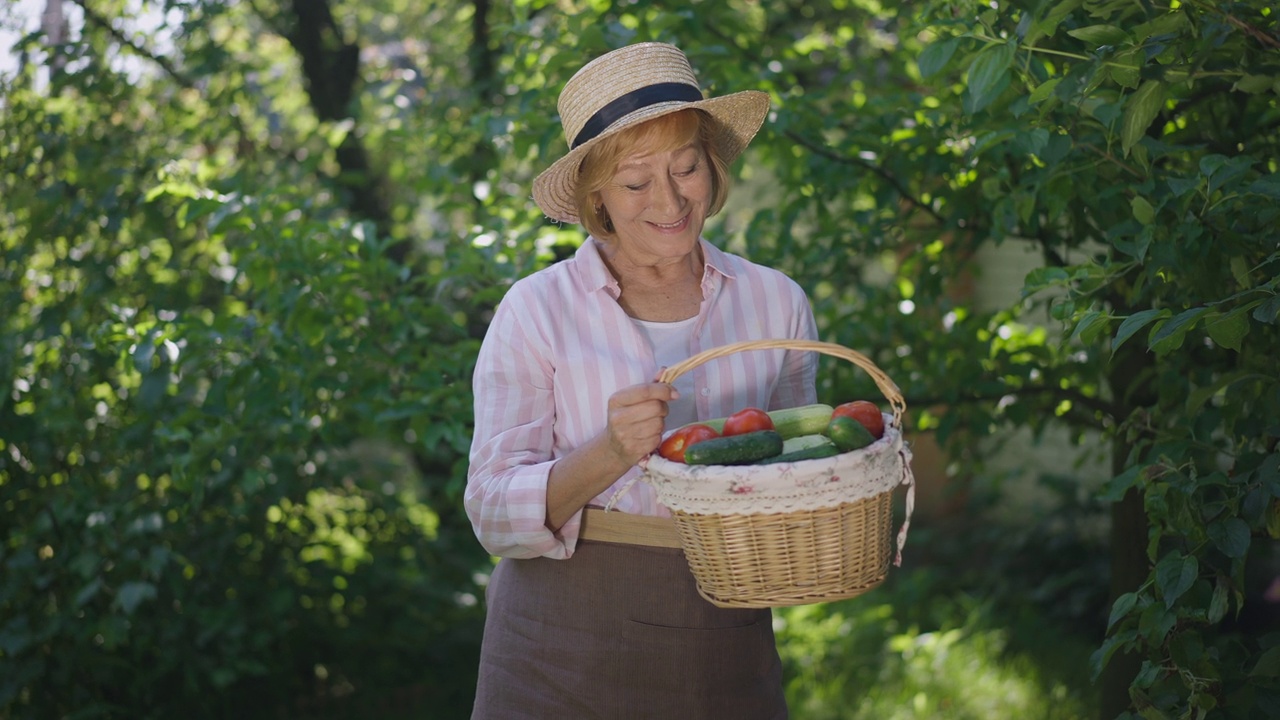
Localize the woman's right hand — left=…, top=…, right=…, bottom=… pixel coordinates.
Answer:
left=603, top=382, right=679, bottom=467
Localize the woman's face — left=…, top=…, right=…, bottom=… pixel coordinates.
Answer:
left=596, top=142, right=711, bottom=264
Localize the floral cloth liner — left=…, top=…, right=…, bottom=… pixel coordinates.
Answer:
left=638, top=414, right=916, bottom=566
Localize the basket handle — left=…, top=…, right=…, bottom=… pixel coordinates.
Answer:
left=656, top=339, right=906, bottom=426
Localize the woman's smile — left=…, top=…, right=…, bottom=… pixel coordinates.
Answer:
left=648, top=214, right=690, bottom=232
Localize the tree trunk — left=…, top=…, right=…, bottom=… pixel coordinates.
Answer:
left=1099, top=340, right=1154, bottom=719
left=283, top=0, right=407, bottom=263
left=1100, top=484, right=1148, bottom=718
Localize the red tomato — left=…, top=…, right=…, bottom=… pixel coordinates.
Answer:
left=658, top=424, right=720, bottom=463
left=832, top=400, right=885, bottom=439
left=722, top=407, right=774, bottom=437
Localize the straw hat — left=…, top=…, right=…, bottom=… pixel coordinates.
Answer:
left=532, top=42, right=770, bottom=223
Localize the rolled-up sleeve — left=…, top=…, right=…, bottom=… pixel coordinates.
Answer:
left=769, top=281, right=820, bottom=411
left=464, top=291, right=577, bottom=559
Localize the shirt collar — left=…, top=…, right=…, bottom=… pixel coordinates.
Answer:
left=577, top=236, right=736, bottom=300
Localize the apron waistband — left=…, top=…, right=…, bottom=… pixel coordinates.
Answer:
left=579, top=507, right=682, bottom=548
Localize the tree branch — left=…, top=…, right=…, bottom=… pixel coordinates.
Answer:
left=1187, top=0, right=1280, bottom=50
left=904, top=382, right=1120, bottom=429
left=69, top=0, right=287, bottom=164
left=784, top=129, right=947, bottom=226
left=70, top=0, right=192, bottom=86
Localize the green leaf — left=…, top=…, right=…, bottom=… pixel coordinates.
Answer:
left=1109, top=50, right=1142, bottom=89
left=1148, top=306, right=1210, bottom=355
left=1131, top=196, right=1155, bottom=225
left=114, top=581, right=158, bottom=615
left=1185, top=370, right=1260, bottom=414
left=918, top=37, right=960, bottom=78
left=1138, top=601, right=1177, bottom=643
left=1247, top=173, right=1280, bottom=198
left=1199, top=153, right=1228, bottom=177
left=1029, top=78, right=1062, bottom=105
left=1167, top=175, right=1200, bottom=198
left=1108, top=591, right=1138, bottom=630
left=1071, top=311, right=1110, bottom=345
left=1252, top=646, right=1280, bottom=677
left=1208, top=156, right=1255, bottom=194
left=1204, top=309, right=1250, bottom=351
left=1090, top=629, right=1138, bottom=680
left=1113, top=223, right=1154, bottom=261
left=1155, top=552, right=1198, bottom=609
left=1035, top=0, right=1083, bottom=39
left=1100, top=464, right=1144, bottom=502
left=0, top=616, right=32, bottom=656
left=1230, top=256, right=1253, bottom=290
left=1234, top=74, right=1274, bottom=94
left=1022, top=266, right=1070, bottom=298
left=1207, top=577, right=1229, bottom=623
left=1121, top=81, right=1165, bottom=156
left=75, top=578, right=104, bottom=608
left=1208, top=518, right=1250, bottom=558
left=965, top=42, right=1016, bottom=114
left=1112, top=309, right=1169, bottom=357
left=1253, top=296, right=1280, bottom=325
left=1067, top=24, right=1130, bottom=46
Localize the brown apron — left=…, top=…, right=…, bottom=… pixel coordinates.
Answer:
left=471, top=539, right=788, bottom=719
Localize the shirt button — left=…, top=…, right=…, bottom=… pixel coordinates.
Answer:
left=700, top=388, right=710, bottom=396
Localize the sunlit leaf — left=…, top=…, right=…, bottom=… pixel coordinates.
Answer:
left=1029, top=77, right=1061, bottom=104
left=1067, top=24, right=1130, bottom=47
left=965, top=42, right=1015, bottom=114
left=1131, top=196, right=1155, bottom=225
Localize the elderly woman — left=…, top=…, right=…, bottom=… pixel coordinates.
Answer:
left=465, top=42, right=818, bottom=718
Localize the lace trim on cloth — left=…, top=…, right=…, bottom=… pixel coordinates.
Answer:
left=638, top=422, right=916, bottom=566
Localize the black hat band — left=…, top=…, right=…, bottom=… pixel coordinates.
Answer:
left=571, top=82, right=704, bottom=149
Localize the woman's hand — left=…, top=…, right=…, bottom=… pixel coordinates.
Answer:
left=543, top=381, right=678, bottom=531
left=603, top=382, right=679, bottom=466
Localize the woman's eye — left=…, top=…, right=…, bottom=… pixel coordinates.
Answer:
left=624, top=183, right=646, bottom=191
left=676, top=163, right=699, bottom=176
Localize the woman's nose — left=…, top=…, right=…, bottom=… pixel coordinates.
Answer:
left=652, top=174, right=683, bottom=212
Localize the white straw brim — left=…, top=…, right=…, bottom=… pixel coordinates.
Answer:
left=532, top=90, right=770, bottom=224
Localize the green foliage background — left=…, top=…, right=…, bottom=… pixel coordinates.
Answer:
left=2, top=0, right=1278, bottom=718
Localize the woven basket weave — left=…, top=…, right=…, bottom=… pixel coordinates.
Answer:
left=640, top=339, right=915, bottom=609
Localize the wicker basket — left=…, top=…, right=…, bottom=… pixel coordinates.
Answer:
left=639, top=339, right=915, bottom=609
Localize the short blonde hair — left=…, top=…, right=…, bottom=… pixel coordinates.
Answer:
left=573, top=109, right=732, bottom=241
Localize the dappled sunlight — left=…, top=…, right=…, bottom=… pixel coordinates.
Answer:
left=777, top=578, right=1095, bottom=720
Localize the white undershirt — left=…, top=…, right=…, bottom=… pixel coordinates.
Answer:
left=632, top=315, right=698, bottom=430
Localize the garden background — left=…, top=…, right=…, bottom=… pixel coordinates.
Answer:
left=2, top=0, right=1279, bottom=718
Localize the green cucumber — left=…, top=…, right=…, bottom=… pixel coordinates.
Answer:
left=754, top=442, right=840, bottom=465
left=780, top=434, right=836, bottom=454
left=827, top=416, right=876, bottom=452
left=684, top=430, right=784, bottom=466
left=680, top=403, right=834, bottom=440
left=768, top=403, right=835, bottom=440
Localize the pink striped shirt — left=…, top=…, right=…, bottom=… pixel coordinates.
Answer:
left=465, top=237, right=818, bottom=559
